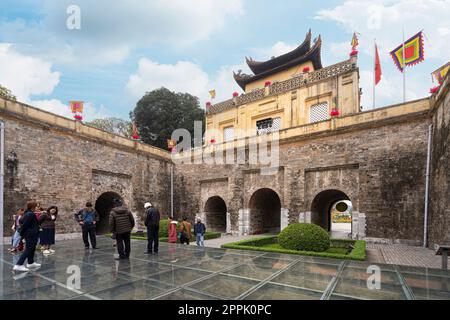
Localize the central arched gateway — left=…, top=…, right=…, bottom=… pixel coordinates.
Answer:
left=310, top=189, right=351, bottom=236
left=95, top=191, right=123, bottom=235
left=249, top=188, right=281, bottom=234
left=204, top=196, right=227, bottom=232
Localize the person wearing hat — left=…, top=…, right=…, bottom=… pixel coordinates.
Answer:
left=74, top=202, right=99, bottom=249
left=109, top=198, right=135, bottom=260
left=144, top=202, right=160, bottom=254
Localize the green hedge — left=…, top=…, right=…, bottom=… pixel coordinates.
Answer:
left=278, top=223, right=330, bottom=252
left=221, top=236, right=366, bottom=261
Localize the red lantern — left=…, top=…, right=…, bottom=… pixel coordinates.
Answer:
left=330, top=108, right=340, bottom=116
left=232, top=92, right=239, bottom=98
left=264, top=81, right=272, bottom=87
left=350, top=50, right=358, bottom=57
left=303, top=66, right=310, bottom=73
left=132, top=134, right=140, bottom=140
left=74, top=114, right=83, bottom=121
left=206, top=101, right=211, bottom=107
left=430, top=86, right=440, bottom=94
left=210, top=138, right=216, bottom=144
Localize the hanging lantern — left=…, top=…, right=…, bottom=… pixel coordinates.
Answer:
left=232, top=92, right=239, bottom=98
left=264, top=81, right=272, bottom=87
left=350, top=50, right=358, bottom=57
left=330, top=108, right=340, bottom=117
left=74, top=114, right=83, bottom=121
left=303, top=66, right=310, bottom=73
left=210, top=138, right=216, bottom=144
left=206, top=101, right=211, bottom=108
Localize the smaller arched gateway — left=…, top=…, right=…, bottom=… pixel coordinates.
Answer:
left=204, top=196, right=227, bottom=232
left=95, top=191, right=123, bottom=235
left=249, top=188, right=281, bottom=234
left=310, top=189, right=352, bottom=238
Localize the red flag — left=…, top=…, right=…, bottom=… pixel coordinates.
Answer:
left=375, top=44, right=382, bottom=85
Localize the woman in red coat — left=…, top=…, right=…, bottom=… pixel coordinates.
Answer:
left=168, top=217, right=178, bottom=243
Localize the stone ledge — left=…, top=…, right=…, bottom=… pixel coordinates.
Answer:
left=0, top=97, right=171, bottom=161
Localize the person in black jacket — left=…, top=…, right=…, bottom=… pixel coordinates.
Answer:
left=144, top=202, right=160, bottom=254
left=13, top=200, right=41, bottom=272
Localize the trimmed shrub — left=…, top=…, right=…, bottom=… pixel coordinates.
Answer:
left=158, top=219, right=170, bottom=238
left=278, top=223, right=330, bottom=252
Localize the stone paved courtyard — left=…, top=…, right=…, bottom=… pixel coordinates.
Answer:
left=0, top=237, right=449, bottom=300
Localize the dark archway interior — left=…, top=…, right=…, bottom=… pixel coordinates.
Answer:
left=95, top=192, right=123, bottom=235
left=204, top=196, right=227, bottom=232
left=311, top=189, right=350, bottom=231
left=249, top=188, right=281, bottom=234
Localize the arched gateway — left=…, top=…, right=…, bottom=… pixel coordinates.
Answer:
left=204, top=196, right=227, bottom=232
left=249, top=188, right=281, bottom=234
left=94, top=191, right=123, bottom=235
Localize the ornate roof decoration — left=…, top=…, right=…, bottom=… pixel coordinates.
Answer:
left=234, top=34, right=323, bottom=90
left=208, top=58, right=357, bottom=115
left=246, top=29, right=312, bottom=75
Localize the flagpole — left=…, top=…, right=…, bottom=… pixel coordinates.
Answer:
left=373, top=39, right=376, bottom=109
left=402, top=29, right=406, bottom=103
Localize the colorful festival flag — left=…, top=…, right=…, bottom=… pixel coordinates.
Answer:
left=390, top=31, right=424, bottom=72
left=351, top=32, right=359, bottom=50
left=375, top=44, right=382, bottom=85
left=432, top=62, right=450, bottom=85
left=69, top=101, right=84, bottom=113
left=167, top=139, right=176, bottom=150
left=131, top=123, right=140, bottom=140
left=209, top=89, right=216, bottom=99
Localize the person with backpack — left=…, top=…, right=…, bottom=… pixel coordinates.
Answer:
left=13, top=200, right=41, bottom=272
left=194, top=218, right=206, bottom=247
left=179, top=217, right=192, bottom=245
left=74, top=202, right=99, bottom=249
left=109, top=198, right=135, bottom=260
left=144, top=202, right=160, bottom=254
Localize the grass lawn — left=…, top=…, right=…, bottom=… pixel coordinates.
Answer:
left=222, top=236, right=366, bottom=261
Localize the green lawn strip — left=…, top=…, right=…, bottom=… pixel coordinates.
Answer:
left=221, top=236, right=366, bottom=261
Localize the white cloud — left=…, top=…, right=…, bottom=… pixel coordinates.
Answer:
left=315, top=0, right=450, bottom=59
left=0, top=43, right=107, bottom=121
left=258, top=42, right=298, bottom=59
left=125, top=58, right=246, bottom=106
left=125, top=59, right=209, bottom=101
left=31, top=99, right=108, bottom=121
left=0, top=0, right=244, bottom=66
left=316, top=0, right=450, bottom=108
left=0, top=43, right=60, bottom=101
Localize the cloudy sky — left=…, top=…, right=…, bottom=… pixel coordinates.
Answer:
left=0, top=0, right=449, bottom=121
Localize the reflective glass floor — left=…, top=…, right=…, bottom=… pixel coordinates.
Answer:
left=1, top=237, right=449, bottom=300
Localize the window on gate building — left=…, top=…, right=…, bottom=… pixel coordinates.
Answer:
left=309, top=102, right=329, bottom=123
left=223, top=126, right=234, bottom=142
left=256, top=117, right=281, bottom=135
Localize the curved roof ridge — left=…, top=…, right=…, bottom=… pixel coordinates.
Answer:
left=246, top=29, right=312, bottom=75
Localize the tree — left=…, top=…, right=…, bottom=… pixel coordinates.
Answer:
left=131, top=87, right=205, bottom=149
left=0, top=84, right=16, bottom=101
left=86, top=117, right=132, bottom=138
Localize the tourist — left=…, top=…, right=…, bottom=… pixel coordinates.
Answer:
left=168, top=216, right=178, bottom=243
left=13, top=200, right=41, bottom=272
left=9, top=208, right=25, bottom=254
left=109, top=198, right=135, bottom=260
left=39, top=206, right=58, bottom=254
left=144, top=202, right=160, bottom=254
left=75, top=202, right=99, bottom=249
left=194, top=218, right=206, bottom=248
left=179, top=217, right=192, bottom=245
